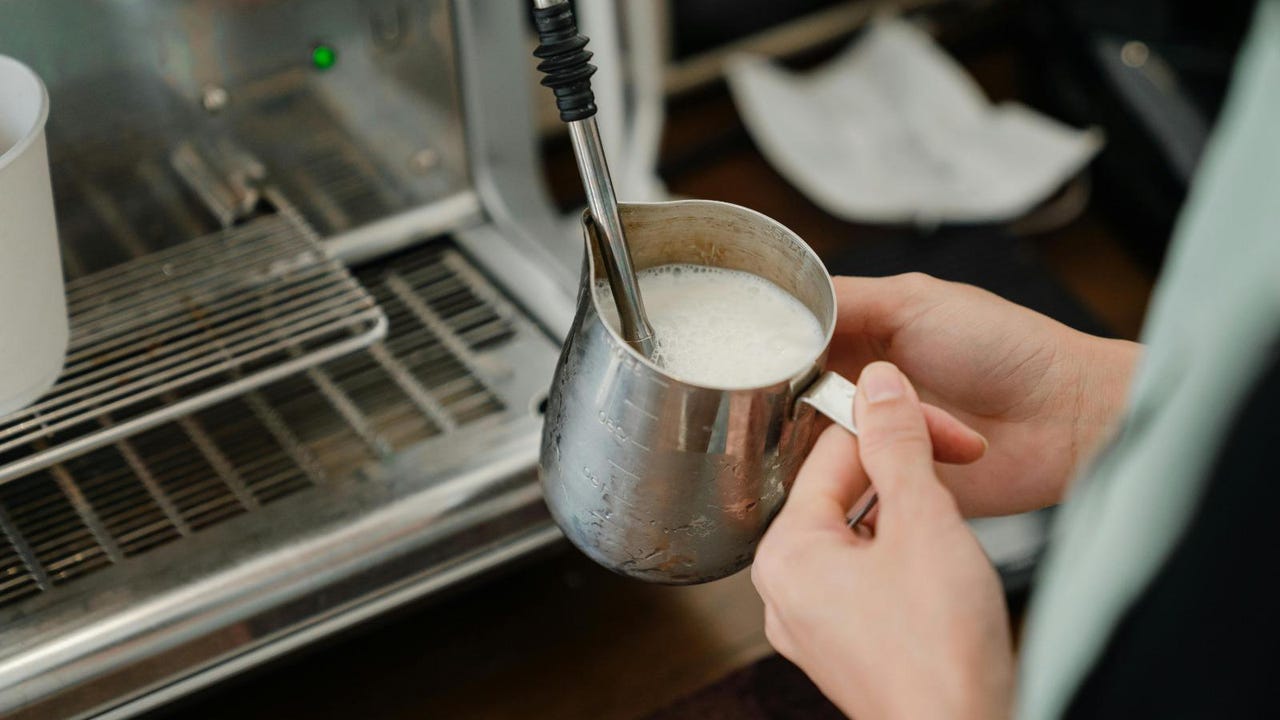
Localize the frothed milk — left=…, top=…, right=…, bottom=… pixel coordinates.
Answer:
left=595, top=264, right=825, bottom=388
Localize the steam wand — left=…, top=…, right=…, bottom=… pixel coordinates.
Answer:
left=531, top=0, right=656, bottom=358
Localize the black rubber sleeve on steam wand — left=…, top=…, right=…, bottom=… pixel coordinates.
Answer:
left=532, top=3, right=598, bottom=122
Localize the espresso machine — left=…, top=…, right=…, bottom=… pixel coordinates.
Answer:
left=0, top=2, right=589, bottom=716
left=0, top=1, right=1053, bottom=716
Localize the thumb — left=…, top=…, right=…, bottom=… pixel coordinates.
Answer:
left=853, top=362, right=944, bottom=508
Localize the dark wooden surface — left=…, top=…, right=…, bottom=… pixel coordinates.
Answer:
left=153, top=43, right=1155, bottom=720
left=154, top=547, right=773, bottom=720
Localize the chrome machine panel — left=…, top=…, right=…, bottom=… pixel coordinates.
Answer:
left=0, top=0, right=579, bottom=716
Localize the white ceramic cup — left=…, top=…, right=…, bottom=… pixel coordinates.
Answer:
left=0, top=56, right=68, bottom=417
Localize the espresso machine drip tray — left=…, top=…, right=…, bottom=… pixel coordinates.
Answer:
left=0, top=237, right=550, bottom=610
left=0, top=198, right=387, bottom=486
left=0, top=236, right=561, bottom=717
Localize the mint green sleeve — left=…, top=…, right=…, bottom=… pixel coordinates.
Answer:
left=1016, top=2, right=1280, bottom=717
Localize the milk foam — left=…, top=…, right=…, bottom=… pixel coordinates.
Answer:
left=595, top=264, right=825, bottom=388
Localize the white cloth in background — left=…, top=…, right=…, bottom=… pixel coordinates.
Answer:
left=726, top=18, right=1103, bottom=226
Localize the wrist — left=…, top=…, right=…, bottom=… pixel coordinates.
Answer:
left=901, top=658, right=1012, bottom=720
left=1067, top=332, right=1142, bottom=478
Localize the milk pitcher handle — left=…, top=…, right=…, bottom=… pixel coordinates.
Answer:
left=797, top=371, right=858, bottom=435
left=796, top=372, right=880, bottom=528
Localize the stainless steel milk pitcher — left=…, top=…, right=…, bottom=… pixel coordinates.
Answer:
left=540, top=200, right=859, bottom=584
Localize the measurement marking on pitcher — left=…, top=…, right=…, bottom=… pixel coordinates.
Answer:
left=607, top=458, right=641, bottom=480
left=623, top=397, right=658, bottom=421
left=595, top=410, right=629, bottom=444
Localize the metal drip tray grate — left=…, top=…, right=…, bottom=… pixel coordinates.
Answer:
left=0, top=241, right=532, bottom=610
left=0, top=205, right=387, bottom=486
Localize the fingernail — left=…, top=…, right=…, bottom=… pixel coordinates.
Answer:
left=861, top=363, right=904, bottom=404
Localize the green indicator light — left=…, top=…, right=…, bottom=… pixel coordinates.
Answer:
left=312, top=44, right=337, bottom=71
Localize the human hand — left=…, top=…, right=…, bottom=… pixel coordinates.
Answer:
left=829, top=273, right=1140, bottom=515
left=754, top=362, right=1015, bottom=720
